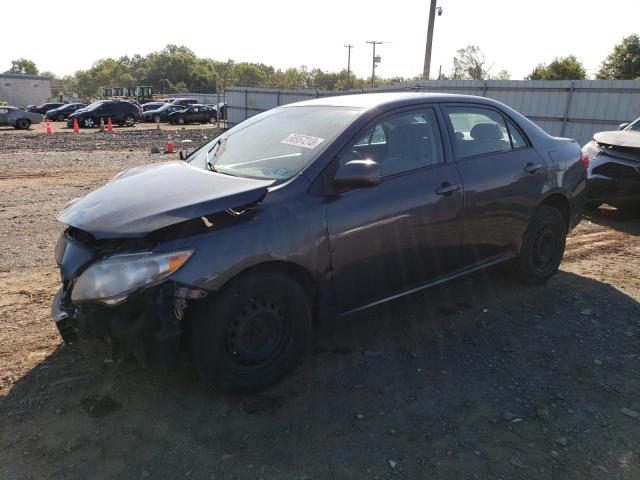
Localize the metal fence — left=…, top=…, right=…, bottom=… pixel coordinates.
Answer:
left=226, top=80, right=640, bottom=145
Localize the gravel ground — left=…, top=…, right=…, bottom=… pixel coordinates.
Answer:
left=0, top=125, right=220, bottom=152
left=0, top=148, right=639, bottom=480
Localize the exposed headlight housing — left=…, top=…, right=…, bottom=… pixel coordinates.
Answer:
left=582, top=141, right=601, bottom=160
left=71, top=250, right=193, bottom=305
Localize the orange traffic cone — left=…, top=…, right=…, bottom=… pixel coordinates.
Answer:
left=166, top=141, right=174, bottom=153
left=73, top=118, right=79, bottom=134
left=107, top=117, right=113, bottom=133
left=46, top=119, right=52, bottom=135
left=99, top=117, right=105, bottom=132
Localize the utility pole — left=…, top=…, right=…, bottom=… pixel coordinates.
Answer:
left=366, top=40, right=385, bottom=88
left=344, top=44, right=354, bottom=88
left=423, top=0, right=438, bottom=79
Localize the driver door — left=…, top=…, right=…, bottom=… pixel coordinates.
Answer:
left=326, top=106, right=464, bottom=313
left=0, top=108, right=9, bottom=125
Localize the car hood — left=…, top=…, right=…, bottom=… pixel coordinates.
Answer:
left=58, top=161, right=274, bottom=239
left=593, top=130, right=640, bottom=149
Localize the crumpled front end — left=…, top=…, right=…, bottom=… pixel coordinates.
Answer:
left=51, top=228, right=208, bottom=367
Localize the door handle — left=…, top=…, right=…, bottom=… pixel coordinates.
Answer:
left=436, top=183, right=460, bottom=196
left=524, top=162, right=543, bottom=174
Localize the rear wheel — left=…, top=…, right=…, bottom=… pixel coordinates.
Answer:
left=83, top=117, right=95, bottom=129
left=209, top=115, right=216, bottom=123
left=516, top=206, right=567, bottom=284
left=15, top=119, right=31, bottom=130
left=124, top=115, right=135, bottom=127
left=177, top=117, right=185, bottom=125
left=57, top=113, right=65, bottom=121
left=189, top=272, right=312, bottom=394
left=153, top=114, right=161, bottom=123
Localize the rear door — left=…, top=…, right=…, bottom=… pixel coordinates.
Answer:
left=0, top=108, right=9, bottom=125
left=326, top=106, right=464, bottom=312
left=442, top=104, right=549, bottom=263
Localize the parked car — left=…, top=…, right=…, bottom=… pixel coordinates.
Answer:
left=212, top=102, right=226, bottom=120
left=142, top=102, right=166, bottom=112
left=142, top=103, right=187, bottom=123
left=45, top=103, right=88, bottom=121
left=67, top=100, right=141, bottom=128
left=168, top=104, right=216, bottom=124
left=0, top=106, right=43, bottom=129
left=169, top=98, right=198, bottom=107
left=27, top=102, right=65, bottom=114
left=52, top=93, right=586, bottom=393
left=582, top=117, right=640, bottom=209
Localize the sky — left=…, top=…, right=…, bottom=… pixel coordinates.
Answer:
left=2, top=0, right=639, bottom=81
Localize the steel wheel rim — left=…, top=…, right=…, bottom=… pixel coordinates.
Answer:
left=224, top=299, right=289, bottom=370
left=532, top=222, right=558, bottom=269
left=85, top=118, right=94, bottom=128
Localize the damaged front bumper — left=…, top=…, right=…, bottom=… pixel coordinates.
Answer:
left=51, top=281, right=207, bottom=367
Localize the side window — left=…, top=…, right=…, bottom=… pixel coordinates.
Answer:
left=506, top=119, right=528, bottom=149
left=192, top=107, right=200, bottom=112
left=339, top=108, right=445, bottom=178
left=445, top=106, right=512, bottom=158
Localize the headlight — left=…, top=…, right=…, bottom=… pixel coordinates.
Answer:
left=71, top=250, right=193, bottom=305
left=582, top=141, right=601, bottom=160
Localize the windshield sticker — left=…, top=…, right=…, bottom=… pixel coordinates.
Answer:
left=281, top=133, right=325, bottom=150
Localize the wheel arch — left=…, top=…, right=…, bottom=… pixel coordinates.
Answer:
left=539, top=192, right=571, bottom=231
left=219, top=260, right=318, bottom=303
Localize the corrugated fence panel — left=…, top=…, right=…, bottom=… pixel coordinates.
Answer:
left=226, top=81, right=640, bottom=145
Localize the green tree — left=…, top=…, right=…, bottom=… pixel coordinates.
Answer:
left=597, top=34, right=640, bottom=80
left=451, top=46, right=487, bottom=80
left=495, top=69, right=511, bottom=80
left=5, top=58, right=38, bottom=75
left=526, top=55, right=586, bottom=80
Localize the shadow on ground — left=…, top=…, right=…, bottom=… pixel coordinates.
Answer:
left=2, top=268, right=639, bottom=480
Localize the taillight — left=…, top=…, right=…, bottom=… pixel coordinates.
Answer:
left=580, top=152, right=589, bottom=169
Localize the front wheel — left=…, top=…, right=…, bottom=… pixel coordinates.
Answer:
left=189, top=272, right=312, bottom=394
left=516, top=206, right=567, bottom=284
left=123, top=115, right=135, bottom=127
left=177, top=117, right=185, bottom=125
left=83, top=117, right=95, bottom=129
left=153, top=114, right=161, bottom=123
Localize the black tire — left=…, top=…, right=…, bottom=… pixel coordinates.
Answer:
left=83, top=117, right=96, bottom=129
left=124, top=115, right=135, bottom=127
left=57, top=113, right=65, bottom=121
left=209, top=115, right=216, bottom=123
left=189, top=272, right=312, bottom=394
left=15, top=119, right=31, bottom=130
left=516, top=206, right=567, bottom=284
left=153, top=114, right=161, bottom=123
left=177, top=117, right=185, bottom=125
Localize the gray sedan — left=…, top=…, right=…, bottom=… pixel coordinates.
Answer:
left=0, top=106, right=44, bottom=129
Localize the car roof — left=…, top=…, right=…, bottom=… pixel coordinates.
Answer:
left=289, top=92, right=501, bottom=110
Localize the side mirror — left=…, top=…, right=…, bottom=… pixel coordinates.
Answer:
left=618, top=122, right=629, bottom=131
left=333, top=159, right=381, bottom=191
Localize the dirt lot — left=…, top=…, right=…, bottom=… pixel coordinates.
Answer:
left=0, top=138, right=639, bottom=479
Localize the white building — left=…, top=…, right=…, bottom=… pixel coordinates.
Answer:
left=0, top=74, right=52, bottom=107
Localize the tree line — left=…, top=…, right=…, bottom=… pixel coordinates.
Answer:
left=4, top=35, right=639, bottom=98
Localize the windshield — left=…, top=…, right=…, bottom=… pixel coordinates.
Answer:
left=86, top=101, right=106, bottom=110
left=187, top=106, right=361, bottom=180
left=628, top=118, right=640, bottom=132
